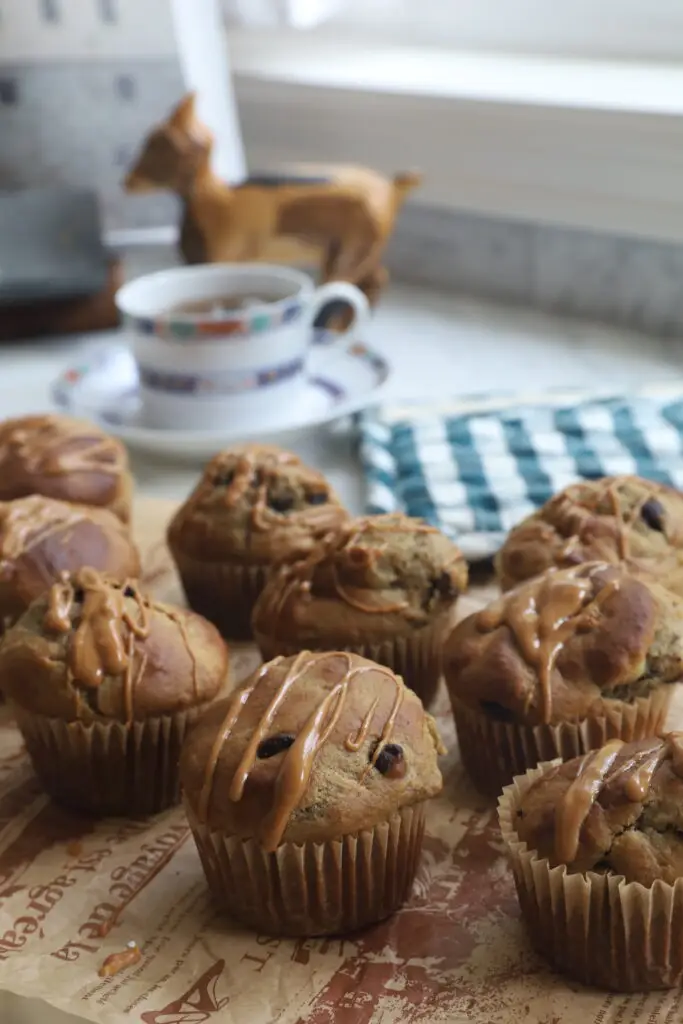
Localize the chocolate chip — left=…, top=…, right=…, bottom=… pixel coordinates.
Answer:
left=257, top=734, right=296, bottom=759
left=371, top=742, right=405, bottom=777
left=123, top=585, right=136, bottom=598
left=433, top=570, right=457, bottom=600
left=348, top=546, right=370, bottom=565
left=213, top=470, right=235, bottom=487
left=269, top=493, right=294, bottom=513
left=641, top=498, right=665, bottom=532
left=306, top=491, right=328, bottom=505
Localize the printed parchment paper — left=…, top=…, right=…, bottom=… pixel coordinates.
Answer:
left=0, top=499, right=682, bottom=1024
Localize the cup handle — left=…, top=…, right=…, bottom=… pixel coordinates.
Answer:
left=308, top=281, right=370, bottom=347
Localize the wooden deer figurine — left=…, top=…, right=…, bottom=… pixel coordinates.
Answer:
left=124, top=93, right=422, bottom=309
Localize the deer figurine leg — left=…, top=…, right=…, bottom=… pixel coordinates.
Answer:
left=358, top=265, right=389, bottom=307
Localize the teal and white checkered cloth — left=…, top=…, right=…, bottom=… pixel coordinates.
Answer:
left=358, top=382, right=683, bottom=561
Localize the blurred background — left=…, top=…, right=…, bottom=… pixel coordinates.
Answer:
left=1, top=0, right=682, bottom=335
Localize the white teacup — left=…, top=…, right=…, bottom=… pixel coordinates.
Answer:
left=115, top=263, right=370, bottom=431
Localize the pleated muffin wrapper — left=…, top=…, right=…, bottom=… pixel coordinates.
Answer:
left=254, top=614, right=449, bottom=708
left=184, top=801, right=426, bottom=937
left=172, top=548, right=269, bottom=641
left=498, top=760, right=683, bottom=991
left=12, top=704, right=205, bottom=817
left=451, top=685, right=672, bottom=799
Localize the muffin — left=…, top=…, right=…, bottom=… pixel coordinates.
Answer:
left=499, top=734, right=683, bottom=990
left=251, top=514, right=467, bottom=705
left=443, top=561, right=683, bottom=796
left=0, top=414, right=133, bottom=524
left=0, top=494, right=140, bottom=631
left=180, top=649, right=444, bottom=936
left=167, top=444, right=349, bottom=640
left=0, top=567, right=228, bottom=815
left=496, top=474, right=683, bottom=594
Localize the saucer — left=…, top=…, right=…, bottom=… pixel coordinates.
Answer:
left=51, top=339, right=390, bottom=460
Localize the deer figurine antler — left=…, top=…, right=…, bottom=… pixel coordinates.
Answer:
left=124, top=93, right=422, bottom=309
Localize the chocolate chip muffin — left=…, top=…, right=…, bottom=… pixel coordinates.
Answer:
left=0, top=414, right=133, bottom=524
left=444, top=562, right=683, bottom=796
left=167, top=444, right=349, bottom=640
left=496, top=475, right=683, bottom=594
left=181, top=649, right=444, bottom=935
left=252, top=514, right=468, bottom=706
left=0, top=495, right=140, bottom=632
left=499, top=734, right=683, bottom=990
left=0, top=567, right=229, bottom=815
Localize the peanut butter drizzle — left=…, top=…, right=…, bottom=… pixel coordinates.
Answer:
left=332, top=517, right=440, bottom=615
left=228, top=649, right=314, bottom=802
left=566, top=478, right=661, bottom=562
left=477, top=565, right=619, bottom=723
left=601, top=481, right=658, bottom=560
left=270, top=515, right=442, bottom=621
left=555, top=739, right=625, bottom=864
left=198, top=447, right=342, bottom=537
left=345, top=696, right=380, bottom=751
left=331, top=564, right=411, bottom=615
left=197, top=651, right=405, bottom=851
left=223, top=450, right=318, bottom=533
left=0, top=416, right=124, bottom=479
left=360, top=671, right=405, bottom=781
left=554, top=733, right=683, bottom=864
left=197, top=668, right=274, bottom=822
left=45, top=577, right=77, bottom=632
left=44, top=569, right=151, bottom=723
left=0, top=497, right=88, bottom=575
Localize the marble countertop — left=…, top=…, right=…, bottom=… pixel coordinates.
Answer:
left=2, top=249, right=683, bottom=514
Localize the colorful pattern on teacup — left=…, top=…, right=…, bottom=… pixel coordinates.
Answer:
left=122, top=298, right=304, bottom=342
left=138, top=357, right=304, bottom=396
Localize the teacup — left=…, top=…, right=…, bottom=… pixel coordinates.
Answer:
left=115, top=263, right=370, bottom=431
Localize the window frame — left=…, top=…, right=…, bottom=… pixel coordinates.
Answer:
left=313, top=0, right=683, bottom=61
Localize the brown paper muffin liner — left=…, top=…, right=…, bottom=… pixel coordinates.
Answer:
left=254, top=617, right=447, bottom=707
left=451, top=685, right=672, bottom=798
left=498, top=761, right=683, bottom=991
left=184, top=801, right=426, bottom=937
left=13, top=704, right=204, bottom=817
left=172, top=549, right=269, bottom=641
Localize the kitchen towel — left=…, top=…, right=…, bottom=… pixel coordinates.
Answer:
left=358, top=381, right=683, bottom=560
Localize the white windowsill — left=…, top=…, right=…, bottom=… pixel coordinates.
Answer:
left=230, top=30, right=683, bottom=116
left=229, top=29, right=683, bottom=243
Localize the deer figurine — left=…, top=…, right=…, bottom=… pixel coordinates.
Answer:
left=124, top=93, right=422, bottom=310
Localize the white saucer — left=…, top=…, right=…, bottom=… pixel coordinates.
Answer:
left=51, top=339, right=390, bottom=460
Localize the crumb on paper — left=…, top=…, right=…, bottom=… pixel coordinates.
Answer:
left=98, top=940, right=141, bottom=978
left=66, top=840, right=83, bottom=857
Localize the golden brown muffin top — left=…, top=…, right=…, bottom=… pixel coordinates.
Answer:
left=0, top=414, right=131, bottom=521
left=181, top=650, right=444, bottom=850
left=514, top=734, right=683, bottom=884
left=444, top=562, right=683, bottom=726
left=0, top=567, right=228, bottom=723
left=251, top=513, right=468, bottom=645
left=496, top=475, right=683, bottom=593
left=167, top=444, right=349, bottom=565
left=0, top=495, right=140, bottom=629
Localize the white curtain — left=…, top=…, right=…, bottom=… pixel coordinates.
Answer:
left=223, top=0, right=345, bottom=29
